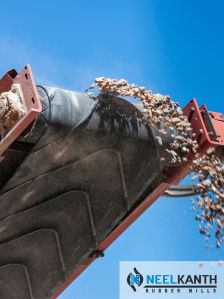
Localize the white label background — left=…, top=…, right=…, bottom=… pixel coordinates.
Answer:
left=120, top=261, right=224, bottom=299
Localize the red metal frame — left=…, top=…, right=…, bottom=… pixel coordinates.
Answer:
left=183, top=99, right=224, bottom=147
left=0, top=65, right=42, bottom=161
left=167, top=99, right=224, bottom=184
left=209, top=111, right=224, bottom=143
left=52, top=98, right=224, bottom=298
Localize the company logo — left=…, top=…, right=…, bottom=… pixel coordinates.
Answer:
left=127, top=268, right=144, bottom=292
left=127, top=270, right=217, bottom=293
left=120, top=262, right=224, bottom=299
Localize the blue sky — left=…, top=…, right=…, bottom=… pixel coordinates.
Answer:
left=0, top=1, right=224, bottom=298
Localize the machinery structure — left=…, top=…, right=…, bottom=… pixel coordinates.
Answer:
left=0, top=65, right=224, bottom=299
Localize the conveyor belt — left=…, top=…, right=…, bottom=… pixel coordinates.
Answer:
left=0, top=89, right=170, bottom=299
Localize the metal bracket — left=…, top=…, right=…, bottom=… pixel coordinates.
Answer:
left=183, top=98, right=224, bottom=149
left=0, top=65, right=42, bottom=161
left=90, top=250, right=105, bottom=258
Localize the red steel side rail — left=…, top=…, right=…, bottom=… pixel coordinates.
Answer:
left=0, top=65, right=42, bottom=161
left=52, top=98, right=224, bottom=298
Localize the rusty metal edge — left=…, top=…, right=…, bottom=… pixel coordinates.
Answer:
left=0, top=65, right=42, bottom=158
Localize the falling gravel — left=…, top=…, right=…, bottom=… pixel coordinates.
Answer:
left=88, top=77, right=198, bottom=163
left=87, top=77, right=224, bottom=247
left=191, top=148, right=224, bottom=248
